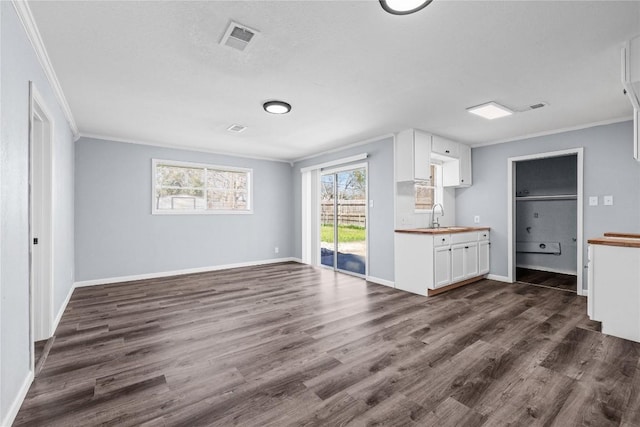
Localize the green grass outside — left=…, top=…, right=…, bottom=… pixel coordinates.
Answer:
left=321, top=224, right=365, bottom=243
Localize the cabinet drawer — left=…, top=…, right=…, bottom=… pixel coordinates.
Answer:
left=478, top=231, right=490, bottom=241
left=451, top=232, right=477, bottom=244
left=434, top=234, right=451, bottom=247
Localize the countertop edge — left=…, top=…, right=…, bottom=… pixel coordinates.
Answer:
left=588, top=236, right=640, bottom=248
left=395, top=227, right=491, bottom=235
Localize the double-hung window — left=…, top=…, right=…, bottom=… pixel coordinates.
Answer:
left=415, top=163, right=443, bottom=211
left=152, top=159, right=252, bottom=214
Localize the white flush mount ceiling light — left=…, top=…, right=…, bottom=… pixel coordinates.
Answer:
left=467, top=101, right=514, bottom=120
left=263, top=100, right=291, bottom=114
left=380, top=0, right=433, bottom=15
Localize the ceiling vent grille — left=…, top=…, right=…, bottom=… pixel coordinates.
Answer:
left=227, top=124, right=247, bottom=133
left=528, top=102, right=547, bottom=110
left=220, top=21, right=259, bottom=52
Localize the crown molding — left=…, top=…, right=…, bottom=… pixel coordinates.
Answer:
left=470, top=116, right=633, bottom=148
left=11, top=0, right=79, bottom=137
left=78, top=132, right=293, bottom=164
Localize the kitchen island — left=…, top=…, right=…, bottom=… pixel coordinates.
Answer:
left=588, top=232, right=640, bottom=342
left=394, top=226, right=490, bottom=296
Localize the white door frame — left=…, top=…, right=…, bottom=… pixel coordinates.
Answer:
left=319, top=162, right=369, bottom=277
left=507, top=148, right=584, bottom=295
left=29, top=82, right=54, bottom=367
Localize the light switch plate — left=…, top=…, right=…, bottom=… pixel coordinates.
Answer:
left=474, top=216, right=480, bottom=224
left=589, top=196, right=598, bottom=206
left=369, top=200, right=374, bottom=208
left=604, top=195, right=614, bottom=206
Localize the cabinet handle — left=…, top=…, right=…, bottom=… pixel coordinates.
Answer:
left=445, top=150, right=450, bottom=153
left=461, top=179, right=464, bottom=182
left=448, top=249, right=451, bottom=251
left=465, top=246, right=469, bottom=249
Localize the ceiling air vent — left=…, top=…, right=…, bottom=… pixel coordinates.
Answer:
left=220, top=21, right=259, bottom=52
left=227, top=124, right=247, bottom=133
left=528, top=102, right=547, bottom=110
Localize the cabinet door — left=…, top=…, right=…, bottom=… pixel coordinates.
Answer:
left=414, top=130, right=431, bottom=181
left=451, top=244, right=465, bottom=282
left=432, top=135, right=459, bottom=157
left=442, top=159, right=461, bottom=187
left=464, top=242, right=479, bottom=278
left=478, top=241, right=490, bottom=275
left=395, top=129, right=416, bottom=182
left=459, top=144, right=472, bottom=186
left=433, top=246, right=452, bottom=289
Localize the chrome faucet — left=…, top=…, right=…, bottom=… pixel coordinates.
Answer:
left=431, top=203, right=444, bottom=228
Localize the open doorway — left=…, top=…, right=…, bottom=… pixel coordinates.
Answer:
left=320, top=164, right=368, bottom=276
left=508, top=148, right=584, bottom=295
left=29, top=83, right=54, bottom=374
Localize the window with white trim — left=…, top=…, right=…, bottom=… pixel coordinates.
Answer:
left=152, top=159, right=252, bottom=214
left=415, top=163, right=443, bottom=211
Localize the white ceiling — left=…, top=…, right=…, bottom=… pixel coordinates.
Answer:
left=30, top=1, right=640, bottom=161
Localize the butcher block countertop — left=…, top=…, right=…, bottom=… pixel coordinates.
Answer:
left=395, top=226, right=490, bottom=235
left=588, top=232, right=640, bottom=248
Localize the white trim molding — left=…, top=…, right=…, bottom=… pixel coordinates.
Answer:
left=507, top=147, right=584, bottom=293
left=487, top=274, right=511, bottom=283
left=366, top=276, right=395, bottom=288
left=52, top=282, right=75, bottom=335
left=471, top=116, right=631, bottom=149
left=11, top=0, right=79, bottom=137
left=2, top=370, right=34, bottom=427
left=299, top=153, right=368, bottom=173
left=74, top=258, right=300, bottom=288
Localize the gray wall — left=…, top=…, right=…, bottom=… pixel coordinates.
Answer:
left=456, top=120, right=639, bottom=289
left=75, top=137, right=294, bottom=281
left=292, top=137, right=395, bottom=282
left=1, top=2, right=75, bottom=423
left=515, top=156, right=578, bottom=273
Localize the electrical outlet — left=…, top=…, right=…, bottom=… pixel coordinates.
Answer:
left=274, top=247, right=279, bottom=254
left=533, top=212, right=539, bottom=218
left=589, top=196, right=598, bottom=206
left=604, top=195, right=614, bottom=206
left=474, top=215, right=480, bottom=224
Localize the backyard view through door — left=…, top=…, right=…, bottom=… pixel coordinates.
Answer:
left=320, top=167, right=366, bottom=275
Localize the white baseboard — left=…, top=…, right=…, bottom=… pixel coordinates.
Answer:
left=2, top=370, right=34, bottom=427
left=516, top=264, right=578, bottom=276
left=366, top=276, right=395, bottom=288
left=74, top=258, right=299, bottom=288
left=487, top=274, right=512, bottom=283
left=51, top=282, right=75, bottom=335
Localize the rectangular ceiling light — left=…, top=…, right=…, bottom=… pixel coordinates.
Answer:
left=467, top=101, right=514, bottom=120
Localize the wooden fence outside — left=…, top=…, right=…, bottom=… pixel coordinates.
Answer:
left=321, top=200, right=366, bottom=227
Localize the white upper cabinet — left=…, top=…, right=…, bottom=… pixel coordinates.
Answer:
left=459, top=144, right=472, bottom=186
left=431, top=135, right=459, bottom=158
left=395, top=129, right=431, bottom=182
left=432, top=135, right=472, bottom=188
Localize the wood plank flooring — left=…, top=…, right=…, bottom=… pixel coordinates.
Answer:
left=516, top=267, right=577, bottom=292
left=15, top=262, right=640, bottom=426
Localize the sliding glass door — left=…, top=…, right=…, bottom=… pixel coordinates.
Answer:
left=320, top=166, right=367, bottom=276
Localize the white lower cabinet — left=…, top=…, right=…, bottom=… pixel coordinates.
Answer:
left=478, top=241, right=490, bottom=275
left=394, top=230, right=490, bottom=296
left=434, top=246, right=452, bottom=288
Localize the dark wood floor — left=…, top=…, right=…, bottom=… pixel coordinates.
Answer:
left=15, top=262, right=640, bottom=426
left=516, top=267, right=577, bottom=293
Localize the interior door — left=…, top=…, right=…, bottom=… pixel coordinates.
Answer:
left=320, top=166, right=367, bottom=276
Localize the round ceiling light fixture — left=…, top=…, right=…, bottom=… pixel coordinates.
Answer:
left=263, top=100, right=292, bottom=114
left=379, top=0, right=433, bottom=15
